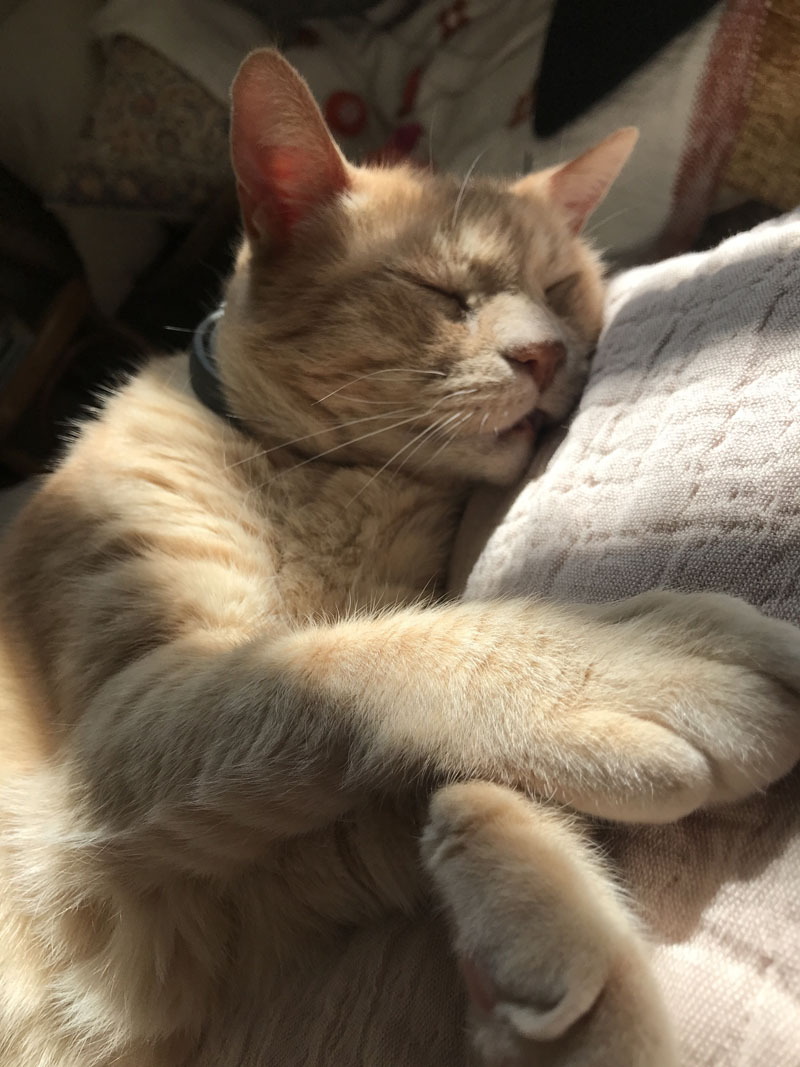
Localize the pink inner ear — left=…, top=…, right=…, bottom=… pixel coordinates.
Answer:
left=230, top=50, right=350, bottom=246
left=239, top=144, right=344, bottom=239
left=546, top=126, right=638, bottom=235
left=548, top=173, right=608, bottom=236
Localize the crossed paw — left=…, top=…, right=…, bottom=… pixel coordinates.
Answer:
left=585, top=590, right=800, bottom=810
left=422, top=782, right=677, bottom=1067
left=422, top=594, right=800, bottom=1064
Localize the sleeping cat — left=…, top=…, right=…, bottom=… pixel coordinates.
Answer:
left=1, top=49, right=799, bottom=1067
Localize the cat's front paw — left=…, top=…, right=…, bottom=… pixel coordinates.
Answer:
left=586, top=590, right=800, bottom=811
left=421, top=782, right=676, bottom=1067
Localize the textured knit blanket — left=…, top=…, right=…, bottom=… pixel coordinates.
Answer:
left=452, top=209, right=800, bottom=1065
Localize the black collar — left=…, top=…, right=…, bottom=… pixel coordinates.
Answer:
left=190, top=306, right=234, bottom=423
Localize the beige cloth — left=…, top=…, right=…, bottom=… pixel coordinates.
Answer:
left=453, top=209, right=800, bottom=1064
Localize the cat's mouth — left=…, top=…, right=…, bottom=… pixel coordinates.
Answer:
left=495, top=409, right=545, bottom=442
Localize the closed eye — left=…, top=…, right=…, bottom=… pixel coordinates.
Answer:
left=414, top=279, right=470, bottom=315
left=391, top=269, right=471, bottom=317
left=544, top=272, right=580, bottom=315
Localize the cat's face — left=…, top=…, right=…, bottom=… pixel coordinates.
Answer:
left=219, top=51, right=636, bottom=486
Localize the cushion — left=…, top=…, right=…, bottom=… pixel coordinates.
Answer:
left=51, top=37, right=229, bottom=218
left=452, top=209, right=800, bottom=1064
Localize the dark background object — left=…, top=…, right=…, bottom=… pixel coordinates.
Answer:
left=535, top=0, right=720, bottom=137
left=235, top=0, right=381, bottom=41
left=0, top=164, right=236, bottom=485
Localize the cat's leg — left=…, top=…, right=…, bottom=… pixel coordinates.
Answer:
left=72, top=592, right=800, bottom=873
left=422, top=782, right=676, bottom=1067
left=252, top=591, right=800, bottom=822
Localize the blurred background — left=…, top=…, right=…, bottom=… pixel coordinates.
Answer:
left=0, top=0, right=796, bottom=486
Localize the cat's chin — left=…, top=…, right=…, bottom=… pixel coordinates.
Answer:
left=443, top=415, right=543, bottom=487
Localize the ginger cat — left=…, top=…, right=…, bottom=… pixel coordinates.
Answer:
left=1, top=50, right=799, bottom=1067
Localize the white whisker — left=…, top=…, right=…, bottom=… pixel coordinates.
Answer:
left=257, top=409, right=436, bottom=487
left=345, top=415, right=453, bottom=506
left=452, top=150, right=488, bottom=228
left=313, top=368, right=446, bottom=405
left=416, top=411, right=473, bottom=473
left=239, top=386, right=482, bottom=483
left=585, top=206, right=633, bottom=239
left=390, top=411, right=464, bottom=482
left=223, top=407, right=416, bottom=470
left=414, top=410, right=464, bottom=451
left=440, top=388, right=479, bottom=400
left=428, top=108, right=437, bottom=171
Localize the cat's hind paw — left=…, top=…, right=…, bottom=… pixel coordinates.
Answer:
left=421, top=782, right=676, bottom=1066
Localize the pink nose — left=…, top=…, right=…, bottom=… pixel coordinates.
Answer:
left=505, top=341, right=566, bottom=392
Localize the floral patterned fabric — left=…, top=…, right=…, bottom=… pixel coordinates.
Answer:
left=51, top=37, right=230, bottom=219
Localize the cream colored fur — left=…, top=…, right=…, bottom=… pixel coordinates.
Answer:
left=1, top=51, right=799, bottom=1067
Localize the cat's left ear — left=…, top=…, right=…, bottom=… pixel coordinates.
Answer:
left=230, top=48, right=351, bottom=248
left=513, top=128, right=638, bottom=235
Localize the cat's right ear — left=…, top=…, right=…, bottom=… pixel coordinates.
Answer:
left=230, top=49, right=351, bottom=248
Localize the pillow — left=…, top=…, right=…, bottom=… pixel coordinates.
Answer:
left=51, top=37, right=230, bottom=218
left=0, top=1, right=171, bottom=314
left=452, top=209, right=800, bottom=1064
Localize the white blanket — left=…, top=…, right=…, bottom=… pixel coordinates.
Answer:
left=454, top=209, right=800, bottom=1065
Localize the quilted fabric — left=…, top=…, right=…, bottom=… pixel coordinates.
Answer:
left=455, top=209, right=800, bottom=1064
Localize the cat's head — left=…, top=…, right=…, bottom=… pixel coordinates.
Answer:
left=218, top=49, right=636, bottom=486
